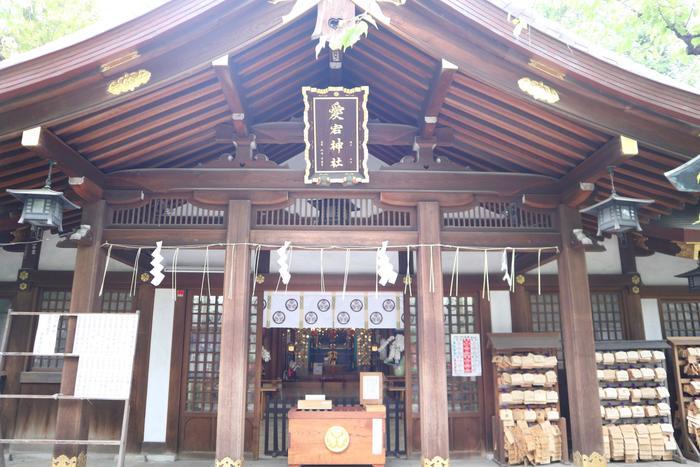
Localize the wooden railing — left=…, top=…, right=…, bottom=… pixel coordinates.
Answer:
left=252, top=196, right=415, bottom=230
left=443, top=200, right=555, bottom=231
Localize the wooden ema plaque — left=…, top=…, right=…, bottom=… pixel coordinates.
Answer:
left=288, top=405, right=386, bottom=467
left=360, top=371, right=383, bottom=406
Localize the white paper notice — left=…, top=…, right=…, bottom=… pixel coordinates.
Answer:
left=73, top=313, right=139, bottom=399
left=363, top=374, right=380, bottom=401
left=372, top=418, right=383, bottom=455
left=450, top=333, right=482, bottom=377
left=33, top=314, right=60, bottom=355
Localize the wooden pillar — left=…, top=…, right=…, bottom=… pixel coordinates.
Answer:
left=127, top=283, right=155, bottom=452
left=215, top=200, right=252, bottom=466
left=618, top=234, right=645, bottom=340
left=510, top=279, right=531, bottom=332
left=556, top=205, right=604, bottom=467
left=53, top=200, right=107, bottom=467
left=416, top=202, right=450, bottom=466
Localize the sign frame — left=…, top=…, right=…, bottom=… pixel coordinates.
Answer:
left=302, top=85, right=370, bottom=185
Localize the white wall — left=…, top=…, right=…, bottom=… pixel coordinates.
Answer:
left=0, top=247, right=22, bottom=281
left=143, top=289, right=176, bottom=443
left=636, top=252, right=698, bottom=286
left=641, top=298, right=663, bottom=340
left=489, top=290, right=512, bottom=333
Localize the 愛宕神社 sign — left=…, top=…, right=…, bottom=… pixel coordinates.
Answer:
left=302, top=86, right=369, bottom=184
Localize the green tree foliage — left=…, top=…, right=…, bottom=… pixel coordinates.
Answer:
left=523, top=0, right=700, bottom=88
left=0, top=0, right=100, bottom=60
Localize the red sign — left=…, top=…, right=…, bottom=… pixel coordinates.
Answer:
left=302, top=86, right=369, bottom=184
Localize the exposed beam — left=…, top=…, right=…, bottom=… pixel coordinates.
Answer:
left=68, top=176, right=103, bottom=204
left=105, top=168, right=559, bottom=196
left=420, top=59, right=458, bottom=138
left=556, top=136, right=637, bottom=191
left=642, top=223, right=700, bottom=243
left=21, top=126, right=105, bottom=187
left=561, top=182, right=595, bottom=208
left=216, top=121, right=455, bottom=146
left=212, top=55, right=248, bottom=137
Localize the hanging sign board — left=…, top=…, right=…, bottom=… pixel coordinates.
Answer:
left=302, top=86, right=369, bottom=185
left=450, top=333, right=482, bottom=377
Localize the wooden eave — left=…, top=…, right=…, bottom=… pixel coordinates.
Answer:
left=0, top=0, right=697, bottom=245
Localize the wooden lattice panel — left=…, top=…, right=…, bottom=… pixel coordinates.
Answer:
left=591, top=292, right=624, bottom=341
left=252, top=196, right=414, bottom=229
left=186, top=295, right=222, bottom=412
left=443, top=201, right=555, bottom=230
left=109, top=198, right=225, bottom=226
left=444, top=295, right=479, bottom=413
left=660, top=300, right=700, bottom=337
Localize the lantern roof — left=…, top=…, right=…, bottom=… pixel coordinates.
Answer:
left=579, top=192, right=655, bottom=215
left=664, top=154, right=700, bottom=192
left=675, top=264, right=700, bottom=279
left=6, top=188, right=80, bottom=210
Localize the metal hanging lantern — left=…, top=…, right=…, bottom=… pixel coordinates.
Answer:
left=580, top=167, right=654, bottom=236
left=676, top=261, right=700, bottom=293
left=6, top=161, right=78, bottom=231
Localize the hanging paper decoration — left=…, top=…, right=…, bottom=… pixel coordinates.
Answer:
left=150, top=241, right=165, bottom=286
left=335, top=293, right=366, bottom=329
left=376, top=241, right=398, bottom=286
left=302, top=293, right=334, bottom=329
left=265, top=292, right=302, bottom=328
left=276, top=241, right=292, bottom=285
left=501, top=248, right=513, bottom=290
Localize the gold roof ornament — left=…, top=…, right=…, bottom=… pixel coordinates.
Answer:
left=517, top=77, right=560, bottom=104
left=107, top=69, right=152, bottom=96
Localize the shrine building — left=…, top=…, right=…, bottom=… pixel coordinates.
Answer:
left=0, top=1, right=699, bottom=467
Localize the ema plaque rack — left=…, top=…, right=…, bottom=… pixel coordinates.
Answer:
left=594, top=340, right=681, bottom=463
left=668, top=336, right=700, bottom=462
left=0, top=309, right=139, bottom=467
left=488, top=332, right=568, bottom=466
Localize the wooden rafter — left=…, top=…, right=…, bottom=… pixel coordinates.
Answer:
left=21, top=126, right=105, bottom=187
left=212, top=55, right=248, bottom=137
left=556, top=136, right=638, bottom=191
left=420, top=59, right=458, bottom=138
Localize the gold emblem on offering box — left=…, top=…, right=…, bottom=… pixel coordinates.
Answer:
left=302, top=86, right=369, bottom=185
left=215, top=457, right=243, bottom=467
left=324, top=425, right=350, bottom=453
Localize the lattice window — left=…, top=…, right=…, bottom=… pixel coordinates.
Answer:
left=247, top=296, right=258, bottom=414
left=590, top=292, right=624, bottom=341
left=660, top=300, right=700, bottom=337
left=32, top=289, right=71, bottom=369
left=101, top=290, right=134, bottom=313
left=530, top=293, right=560, bottom=333
left=443, top=296, right=479, bottom=413
left=408, top=296, right=419, bottom=413
left=186, top=295, right=222, bottom=412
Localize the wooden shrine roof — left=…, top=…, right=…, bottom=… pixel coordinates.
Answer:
left=0, top=0, right=698, bottom=249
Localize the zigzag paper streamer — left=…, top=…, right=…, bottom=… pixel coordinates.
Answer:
left=276, top=241, right=291, bottom=285
left=376, top=241, right=398, bottom=286
left=150, top=241, right=165, bottom=286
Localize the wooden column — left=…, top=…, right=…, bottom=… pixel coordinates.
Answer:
left=556, top=205, right=604, bottom=467
left=618, top=234, right=645, bottom=340
left=416, top=202, right=450, bottom=466
left=215, top=200, right=252, bottom=466
left=53, top=200, right=107, bottom=467
left=510, top=280, right=531, bottom=332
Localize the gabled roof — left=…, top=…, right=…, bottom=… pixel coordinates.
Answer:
left=0, top=0, right=698, bottom=243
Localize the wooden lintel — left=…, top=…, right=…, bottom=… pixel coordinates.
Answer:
left=192, top=190, right=289, bottom=206
left=521, top=193, right=559, bottom=209
left=441, top=230, right=561, bottom=248
left=238, top=121, right=454, bottom=146
left=103, top=189, right=146, bottom=206
left=642, top=223, right=700, bottom=243
left=561, top=182, right=595, bottom=208
left=251, top=229, right=419, bottom=247
left=68, top=176, right=103, bottom=203
left=103, top=228, right=226, bottom=246
left=21, top=126, right=105, bottom=187
left=557, top=136, right=637, bottom=190
left=106, top=168, right=559, bottom=196
left=420, top=59, right=458, bottom=138
left=212, top=55, right=248, bottom=136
